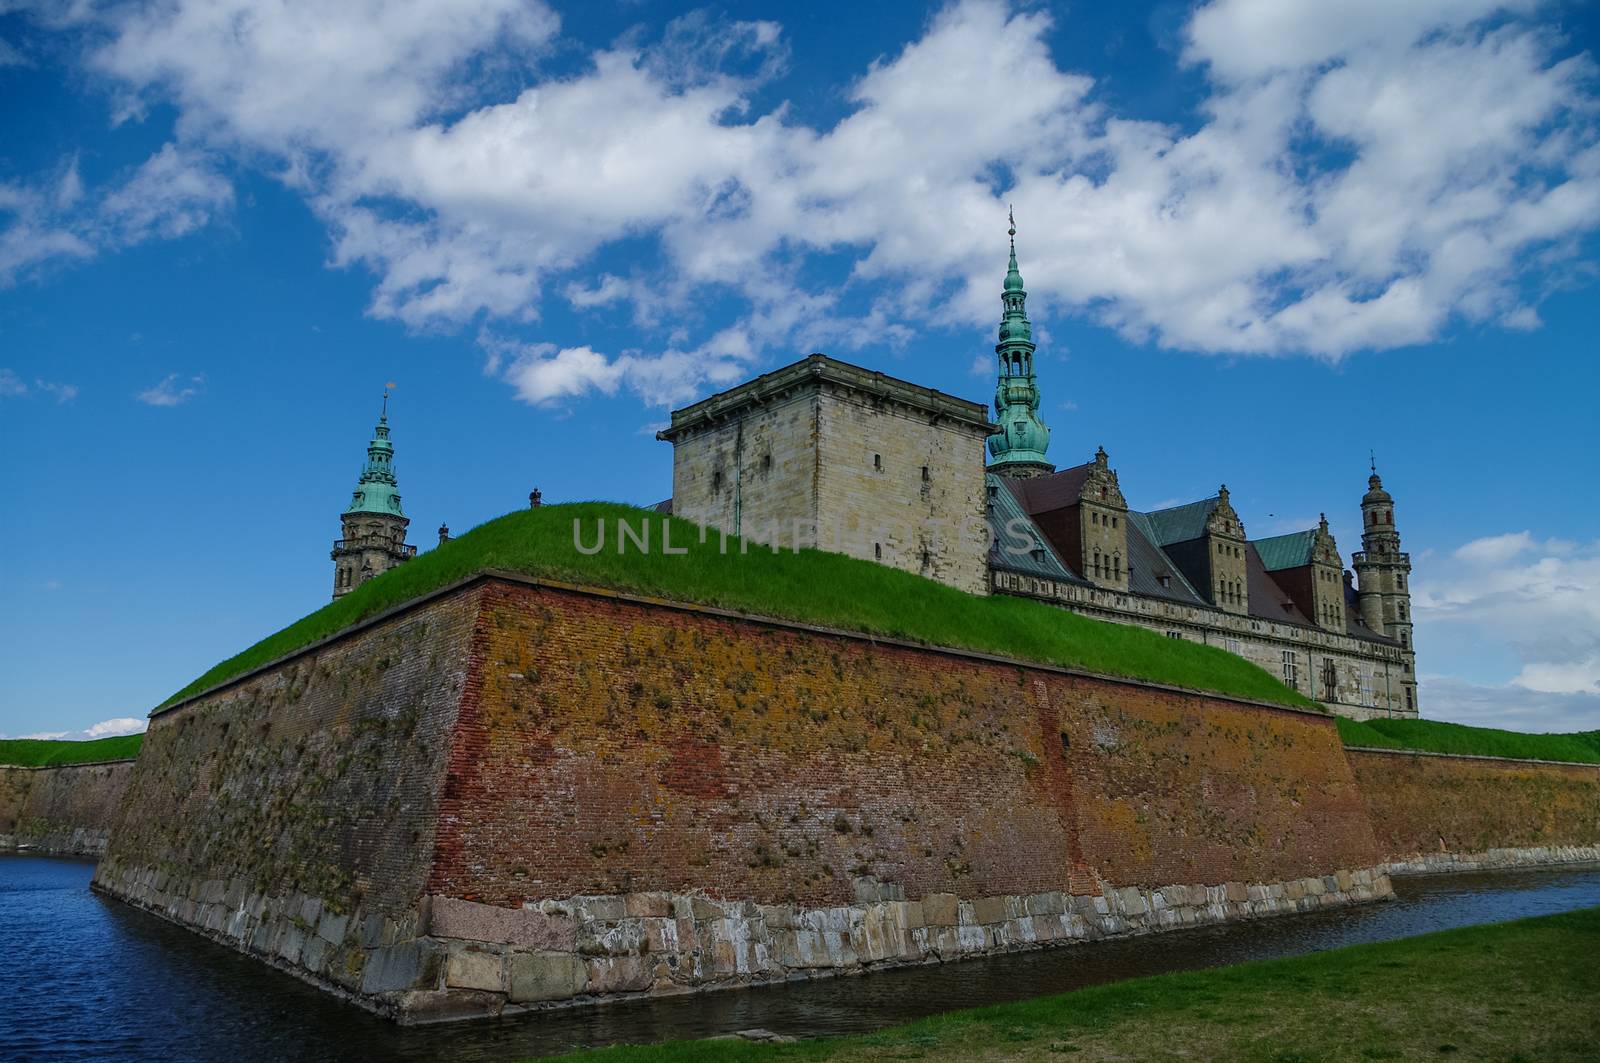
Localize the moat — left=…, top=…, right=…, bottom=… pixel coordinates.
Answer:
left=3, top=856, right=1598, bottom=1062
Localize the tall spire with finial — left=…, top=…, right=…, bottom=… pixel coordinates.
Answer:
left=987, top=207, right=1053, bottom=478
left=331, top=387, right=415, bottom=599
left=345, top=387, right=405, bottom=518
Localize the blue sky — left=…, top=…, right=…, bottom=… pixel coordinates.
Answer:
left=3, top=0, right=1598, bottom=739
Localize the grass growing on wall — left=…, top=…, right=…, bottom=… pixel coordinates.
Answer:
left=160, top=501, right=1316, bottom=711
left=1337, top=717, right=1600, bottom=765
left=0, top=734, right=144, bottom=767
left=538, top=907, right=1600, bottom=1062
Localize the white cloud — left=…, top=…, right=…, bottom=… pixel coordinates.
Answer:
left=34, top=379, right=79, bottom=403
left=495, top=336, right=751, bottom=408
left=9, top=0, right=1600, bottom=401
left=100, top=145, right=232, bottom=245
left=1415, top=532, right=1600, bottom=697
left=136, top=372, right=204, bottom=406
left=0, top=369, right=79, bottom=402
left=0, top=144, right=232, bottom=283
left=1420, top=676, right=1600, bottom=733
left=9, top=716, right=147, bottom=742
left=0, top=36, right=31, bottom=68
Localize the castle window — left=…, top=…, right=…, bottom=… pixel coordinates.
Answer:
left=921, top=465, right=930, bottom=482
left=1398, top=603, right=1407, bottom=620
left=874, top=542, right=882, bottom=560
left=873, top=454, right=882, bottom=471
left=1093, top=551, right=1102, bottom=578
left=1159, top=574, right=1171, bottom=589
left=1321, top=659, right=1338, bottom=700
left=1400, top=632, right=1409, bottom=648
left=1113, top=556, right=1121, bottom=579
left=1092, top=512, right=1099, bottom=525
left=1282, top=650, right=1299, bottom=690
left=1405, top=687, right=1414, bottom=711
left=1166, top=631, right=1183, bottom=640
left=1111, top=516, right=1118, bottom=528
left=1224, top=638, right=1241, bottom=654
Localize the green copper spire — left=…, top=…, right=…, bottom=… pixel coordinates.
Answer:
left=987, top=208, right=1053, bottom=476
left=344, top=390, right=406, bottom=517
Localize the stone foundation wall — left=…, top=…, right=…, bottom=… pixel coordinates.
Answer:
left=415, top=869, right=1393, bottom=1018
left=1349, top=747, right=1600, bottom=863
left=0, top=759, right=136, bottom=855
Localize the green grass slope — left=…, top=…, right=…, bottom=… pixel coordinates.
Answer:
left=161, top=501, right=1314, bottom=711
left=0, top=734, right=144, bottom=767
left=1337, top=717, right=1600, bottom=764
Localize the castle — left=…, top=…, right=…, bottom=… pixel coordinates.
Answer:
left=329, top=221, right=1418, bottom=719
left=657, top=217, right=1418, bottom=721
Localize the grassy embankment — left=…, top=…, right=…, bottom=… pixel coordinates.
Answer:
left=1337, top=717, right=1600, bottom=765
left=0, top=734, right=143, bottom=767
left=540, top=906, right=1600, bottom=1063
left=159, top=502, right=1312, bottom=710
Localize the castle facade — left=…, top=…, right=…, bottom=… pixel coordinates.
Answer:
left=660, top=221, right=1418, bottom=720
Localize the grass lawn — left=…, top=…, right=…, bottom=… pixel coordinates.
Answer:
left=1337, top=716, right=1600, bottom=765
left=160, top=502, right=1313, bottom=711
left=0, top=734, right=143, bottom=767
left=540, top=906, right=1600, bottom=1062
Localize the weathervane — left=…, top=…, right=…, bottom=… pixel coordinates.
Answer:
left=382, top=381, right=396, bottom=418
left=1008, top=204, right=1016, bottom=253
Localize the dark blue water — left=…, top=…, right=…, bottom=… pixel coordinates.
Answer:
left=2, top=855, right=1597, bottom=1062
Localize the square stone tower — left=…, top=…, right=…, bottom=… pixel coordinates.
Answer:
left=659, top=354, right=997, bottom=595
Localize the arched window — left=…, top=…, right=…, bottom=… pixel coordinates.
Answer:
left=1093, top=551, right=1102, bottom=578
left=1113, top=555, right=1121, bottom=579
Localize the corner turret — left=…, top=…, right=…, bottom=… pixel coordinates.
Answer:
left=987, top=210, right=1054, bottom=479
left=1352, top=463, right=1417, bottom=713
left=331, top=390, right=416, bottom=599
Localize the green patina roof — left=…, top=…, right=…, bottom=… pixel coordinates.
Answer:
left=1253, top=529, right=1317, bottom=571
left=989, top=212, right=1051, bottom=468
left=1141, top=497, right=1217, bottom=546
left=345, top=411, right=406, bottom=518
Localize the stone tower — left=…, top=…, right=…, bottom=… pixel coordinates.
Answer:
left=1353, top=466, right=1417, bottom=711
left=987, top=211, right=1053, bottom=479
left=331, top=395, right=416, bottom=599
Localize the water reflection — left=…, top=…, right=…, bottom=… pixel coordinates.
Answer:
left=2, top=855, right=1596, bottom=1062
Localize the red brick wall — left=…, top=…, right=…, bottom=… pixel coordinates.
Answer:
left=1350, top=749, right=1600, bottom=859
left=428, top=580, right=1382, bottom=908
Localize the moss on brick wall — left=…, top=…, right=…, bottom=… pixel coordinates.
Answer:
left=1350, top=749, right=1600, bottom=859
left=0, top=761, right=135, bottom=855
left=96, top=589, right=482, bottom=917
left=427, top=581, right=1382, bottom=909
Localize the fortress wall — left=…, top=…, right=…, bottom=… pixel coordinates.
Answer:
left=1349, top=748, right=1600, bottom=871
left=87, top=574, right=1395, bottom=1023
left=0, top=760, right=136, bottom=855
left=412, top=579, right=1389, bottom=1020
left=91, top=585, right=483, bottom=1013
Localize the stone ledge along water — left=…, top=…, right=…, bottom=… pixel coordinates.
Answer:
left=85, top=575, right=1600, bottom=1023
